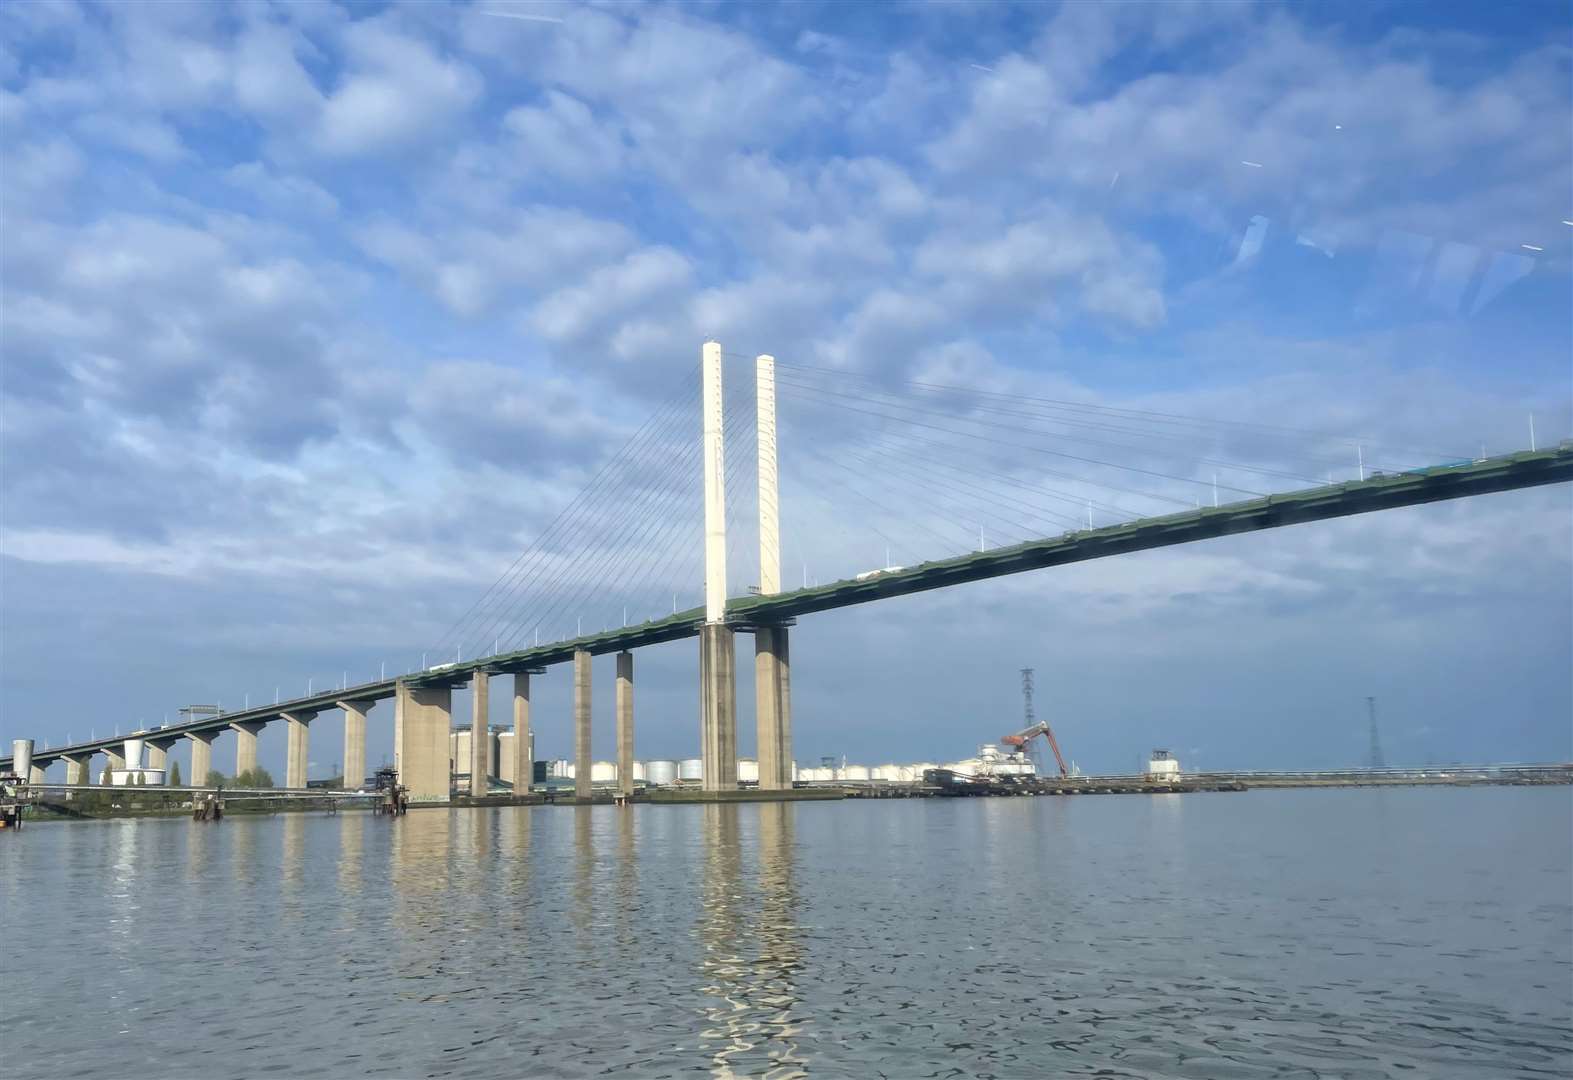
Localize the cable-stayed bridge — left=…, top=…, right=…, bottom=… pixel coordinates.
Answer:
left=5, top=343, right=1569, bottom=800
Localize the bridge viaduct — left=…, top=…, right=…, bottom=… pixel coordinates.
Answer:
left=4, top=343, right=1571, bottom=802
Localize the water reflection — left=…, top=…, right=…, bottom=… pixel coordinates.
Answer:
left=696, top=803, right=807, bottom=1079
left=185, top=814, right=210, bottom=884
left=614, top=807, right=639, bottom=963
left=337, top=811, right=363, bottom=893
left=573, top=806, right=595, bottom=956
left=281, top=813, right=306, bottom=896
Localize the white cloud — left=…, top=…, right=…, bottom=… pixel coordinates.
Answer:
left=502, top=90, right=624, bottom=181
left=314, top=19, right=481, bottom=157
left=356, top=206, right=634, bottom=317
left=224, top=162, right=339, bottom=218
left=531, top=246, right=694, bottom=346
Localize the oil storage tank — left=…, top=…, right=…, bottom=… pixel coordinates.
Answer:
left=644, top=760, right=679, bottom=786
left=678, top=758, right=703, bottom=783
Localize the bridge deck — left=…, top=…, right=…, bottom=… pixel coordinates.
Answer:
left=7, top=446, right=1568, bottom=769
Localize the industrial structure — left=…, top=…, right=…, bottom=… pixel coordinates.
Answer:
left=1002, top=668, right=1070, bottom=777
left=1, top=341, right=1570, bottom=803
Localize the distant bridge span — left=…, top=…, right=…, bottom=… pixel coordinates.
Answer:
left=6, top=444, right=1568, bottom=775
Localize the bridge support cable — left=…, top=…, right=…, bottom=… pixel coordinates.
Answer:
left=469, top=374, right=743, bottom=654
left=772, top=381, right=1220, bottom=511
left=556, top=393, right=757, bottom=642
left=435, top=370, right=699, bottom=657
left=767, top=358, right=1474, bottom=471
left=771, top=375, right=1268, bottom=500
left=485, top=390, right=756, bottom=655
left=486, top=397, right=718, bottom=653
left=831, top=441, right=1087, bottom=545
left=771, top=369, right=1336, bottom=488
left=473, top=386, right=704, bottom=653
left=788, top=436, right=981, bottom=563
left=434, top=368, right=702, bottom=660
left=842, top=427, right=1143, bottom=522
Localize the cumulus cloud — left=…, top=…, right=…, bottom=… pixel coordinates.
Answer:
left=314, top=18, right=481, bottom=156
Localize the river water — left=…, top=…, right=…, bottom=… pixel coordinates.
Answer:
left=2, top=787, right=1568, bottom=1079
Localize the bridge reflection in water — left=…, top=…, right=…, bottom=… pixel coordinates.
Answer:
left=698, top=803, right=807, bottom=1080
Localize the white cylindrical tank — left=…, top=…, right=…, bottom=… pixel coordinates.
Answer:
left=645, top=760, right=679, bottom=786
left=678, top=758, right=703, bottom=783
left=805, top=766, right=834, bottom=782
left=11, top=739, right=34, bottom=779
left=123, top=738, right=145, bottom=770
left=111, top=768, right=166, bottom=786
left=633, top=761, right=647, bottom=782
left=549, top=759, right=573, bottom=779
left=871, top=764, right=901, bottom=782
left=738, top=758, right=758, bottom=784
left=591, top=760, right=617, bottom=783
left=497, top=731, right=516, bottom=785
left=837, top=765, right=870, bottom=782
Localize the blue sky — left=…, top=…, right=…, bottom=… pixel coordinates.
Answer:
left=2, top=1, right=1569, bottom=778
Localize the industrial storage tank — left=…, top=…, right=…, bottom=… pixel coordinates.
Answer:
left=798, top=765, right=834, bottom=782
left=737, top=758, right=759, bottom=784
left=11, top=740, right=33, bottom=779
left=678, top=758, right=703, bottom=783
left=632, top=761, right=647, bottom=782
left=644, top=760, right=679, bottom=786
left=591, top=761, right=618, bottom=783
left=837, top=764, right=871, bottom=782
left=871, top=764, right=903, bottom=782
left=549, top=759, right=574, bottom=779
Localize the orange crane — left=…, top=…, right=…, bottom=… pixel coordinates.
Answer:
left=1003, top=668, right=1069, bottom=777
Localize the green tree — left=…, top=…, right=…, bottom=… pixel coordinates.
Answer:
left=205, top=769, right=226, bottom=789
left=248, top=766, right=275, bottom=789
left=168, top=761, right=182, bottom=786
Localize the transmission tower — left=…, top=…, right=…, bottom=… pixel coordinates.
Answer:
left=1020, top=668, right=1043, bottom=773
left=1366, top=696, right=1386, bottom=770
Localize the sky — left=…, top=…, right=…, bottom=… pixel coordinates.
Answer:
left=2, top=0, right=1570, bottom=780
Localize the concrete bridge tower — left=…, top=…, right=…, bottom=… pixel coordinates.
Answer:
left=698, top=341, right=737, bottom=791
left=755, top=354, right=792, bottom=790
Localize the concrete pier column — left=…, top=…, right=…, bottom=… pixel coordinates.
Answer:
left=755, top=626, right=793, bottom=790
left=102, top=748, right=125, bottom=783
left=147, top=738, right=178, bottom=785
left=616, top=651, right=634, bottom=798
left=339, top=700, right=370, bottom=789
left=231, top=720, right=266, bottom=779
left=28, top=764, right=45, bottom=785
left=394, top=680, right=452, bottom=804
left=282, top=712, right=315, bottom=789
left=700, top=624, right=738, bottom=792
left=188, top=731, right=216, bottom=786
left=64, top=754, right=93, bottom=787
left=470, top=672, right=490, bottom=797
left=574, top=649, right=592, bottom=802
left=513, top=672, right=532, bottom=795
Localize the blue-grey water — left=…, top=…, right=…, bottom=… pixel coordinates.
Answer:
left=2, top=787, right=1569, bottom=1079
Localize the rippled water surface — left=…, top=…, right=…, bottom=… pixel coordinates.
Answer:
left=3, top=787, right=1570, bottom=1079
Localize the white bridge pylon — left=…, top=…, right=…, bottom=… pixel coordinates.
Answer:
left=698, top=341, right=792, bottom=792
